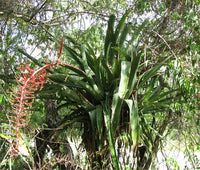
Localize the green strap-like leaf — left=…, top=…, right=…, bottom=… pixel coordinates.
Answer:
left=18, top=48, right=43, bottom=67
left=47, top=74, right=101, bottom=101
left=101, top=58, right=114, bottom=83
left=143, top=76, right=159, bottom=102
left=128, top=19, right=149, bottom=46
left=46, top=74, right=68, bottom=84
left=82, top=44, right=96, bottom=73
left=125, top=99, right=139, bottom=150
left=125, top=50, right=141, bottom=98
left=114, top=12, right=128, bottom=42
left=118, top=61, right=131, bottom=98
left=96, top=105, right=103, bottom=148
left=63, top=44, right=85, bottom=71
left=68, top=77, right=102, bottom=101
left=111, top=93, right=123, bottom=134
left=93, top=57, right=104, bottom=92
left=138, top=57, right=171, bottom=88
left=86, top=43, right=97, bottom=60
left=102, top=100, right=119, bottom=170
left=119, top=22, right=131, bottom=47
left=64, top=35, right=80, bottom=46
left=61, top=63, right=86, bottom=77
left=81, top=45, right=90, bottom=74
left=89, top=109, right=97, bottom=133
left=104, top=14, right=115, bottom=57
left=112, top=57, right=121, bottom=79
left=105, top=15, right=118, bottom=65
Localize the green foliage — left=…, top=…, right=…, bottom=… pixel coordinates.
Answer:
left=42, top=13, right=181, bottom=169
left=0, top=0, right=199, bottom=169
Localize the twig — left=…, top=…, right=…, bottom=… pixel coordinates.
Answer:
left=24, top=0, right=50, bottom=22
left=153, top=31, right=179, bottom=61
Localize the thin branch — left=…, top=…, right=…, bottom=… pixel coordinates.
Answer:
left=24, top=0, right=50, bottom=22
left=153, top=31, right=179, bottom=61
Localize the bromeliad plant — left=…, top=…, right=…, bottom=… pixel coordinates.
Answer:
left=46, top=13, right=143, bottom=169
left=18, top=13, right=179, bottom=169
left=44, top=13, right=173, bottom=169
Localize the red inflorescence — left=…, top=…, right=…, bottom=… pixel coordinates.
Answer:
left=10, top=38, right=64, bottom=156
left=10, top=63, right=52, bottom=156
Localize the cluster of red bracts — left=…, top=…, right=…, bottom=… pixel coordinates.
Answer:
left=10, top=64, right=52, bottom=156
left=9, top=37, right=64, bottom=156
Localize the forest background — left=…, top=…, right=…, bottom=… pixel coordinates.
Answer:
left=0, top=0, right=199, bottom=169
